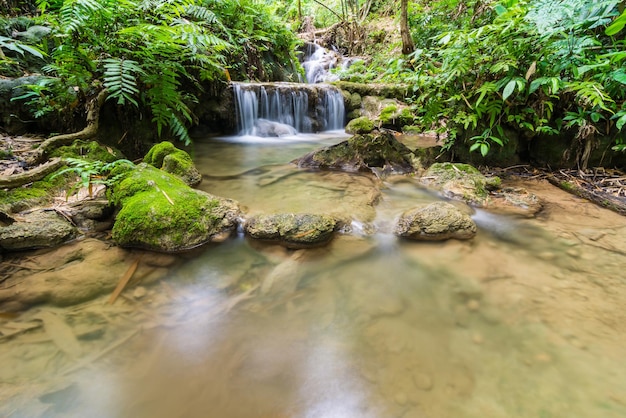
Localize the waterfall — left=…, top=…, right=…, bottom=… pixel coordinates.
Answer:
left=232, top=83, right=345, bottom=137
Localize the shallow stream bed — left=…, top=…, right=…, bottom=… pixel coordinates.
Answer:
left=1, top=133, right=626, bottom=418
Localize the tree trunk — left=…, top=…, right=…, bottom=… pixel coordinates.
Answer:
left=400, top=0, right=415, bottom=55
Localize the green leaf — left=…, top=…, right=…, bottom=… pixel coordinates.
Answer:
left=502, top=80, right=516, bottom=101
left=469, top=142, right=482, bottom=152
left=480, top=143, right=489, bottom=157
left=616, top=114, right=626, bottom=130
left=605, top=11, right=626, bottom=36
left=612, top=70, right=626, bottom=85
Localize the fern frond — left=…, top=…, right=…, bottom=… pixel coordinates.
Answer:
left=567, top=81, right=615, bottom=111
left=102, top=58, right=144, bottom=107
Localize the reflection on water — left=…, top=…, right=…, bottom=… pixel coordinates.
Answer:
left=2, top=134, right=626, bottom=417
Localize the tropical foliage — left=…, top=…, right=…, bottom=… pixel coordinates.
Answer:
left=3, top=0, right=301, bottom=145
left=334, top=0, right=626, bottom=160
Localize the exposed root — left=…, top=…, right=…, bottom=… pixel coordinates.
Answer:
left=28, top=89, right=108, bottom=165
left=0, top=157, right=64, bottom=189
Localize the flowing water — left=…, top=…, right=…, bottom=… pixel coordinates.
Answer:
left=2, top=133, right=626, bottom=418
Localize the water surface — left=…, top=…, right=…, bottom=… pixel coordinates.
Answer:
left=2, top=134, right=626, bottom=418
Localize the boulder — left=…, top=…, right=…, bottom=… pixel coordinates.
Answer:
left=293, top=130, right=416, bottom=176
left=254, top=119, right=298, bottom=137
left=487, top=187, right=543, bottom=217
left=110, top=163, right=240, bottom=252
left=0, top=210, right=76, bottom=251
left=244, top=213, right=336, bottom=248
left=144, top=141, right=202, bottom=186
left=394, top=202, right=477, bottom=241
left=420, top=162, right=501, bottom=206
left=345, top=116, right=374, bottom=134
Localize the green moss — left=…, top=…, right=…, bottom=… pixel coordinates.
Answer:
left=143, top=141, right=200, bottom=186
left=50, top=140, right=124, bottom=163
left=0, top=170, right=70, bottom=212
left=144, top=141, right=178, bottom=167
left=0, top=149, right=14, bottom=159
left=379, top=104, right=398, bottom=124
left=110, top=163, right=227, bottom=250
left=424, top=162, right=501, bottom=202
left=345, top=117, right=375, bottom=134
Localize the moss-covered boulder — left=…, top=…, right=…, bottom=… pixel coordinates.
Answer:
left=244, top=213, right=336, bottom=248
left=50, top=139, right=125, bottom=163
left=345, top=116, right=375, bottom=134
left=144, top=141, right=202, bottom=186
left=110, top=163, right=239, bottom=252
left=420, top=162, right=501, bottom=206
left=394, top=202, right=477, bottom=241
left=293, top=130, right=416, bottom=175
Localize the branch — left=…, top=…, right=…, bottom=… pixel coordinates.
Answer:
left=311, top=0, right=344, bottom=21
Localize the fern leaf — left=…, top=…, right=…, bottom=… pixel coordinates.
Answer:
left=102, top=58, right=144, bottom=107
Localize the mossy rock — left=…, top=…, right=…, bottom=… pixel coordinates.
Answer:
left=144, top=141, right=202, bottom=186
left=394, top=202, right=477, bottom=241
left=0, top=170, right=69, bottom=213
left=110, top=163, right=239, bottom=252
left=50, top=140, right=124, bottom=163
left=420, top=162, right=501, bottom=206
left=345, top=116, right=375, bottom=134
left=244, top=213, right=336, bottom=248
left=293, top=130, right=416, bottom=175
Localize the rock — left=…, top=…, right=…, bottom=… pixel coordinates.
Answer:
left=420, top=162, right=501, bottom=206
left=293, top=130, right=416, bottom=175
left=253, top=119, right=298, bottom=137
left=486, top=187, right=542, bottom=216
left=68, top=199, right=114, bottom=231
left=394, top=202, right=477, bottom=241
left=110, top=163, right=240, bottom=252
left=14, top=25, right=52, bottom=43
left=144, top=141, right=202, bottom=186
left=0, top=210, right=76, bottom=251
left=345, top=116, right=374, bottom=134
left=244, top=213, right=336, bottom=248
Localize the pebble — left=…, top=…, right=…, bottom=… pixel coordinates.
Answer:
left=538, top=252, right=556, bottom=261
left=133, top=286, right=148, bottom=299
left=566, top=248, right=581, bottom=258
left=394, top=392, right=408, bottom=406
left=466, top=299, right=480, bottom=311
left=414, top=373, right=434, bottom=391
left=534, top=353, right=552, bottom=363
left=472, top=333, right=484, bottom=345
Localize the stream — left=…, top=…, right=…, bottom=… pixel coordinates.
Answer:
left=2, top=133, right=626, bottom=418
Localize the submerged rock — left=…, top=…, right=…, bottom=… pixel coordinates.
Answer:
left=420, top=162, right=501, bottom=206
left=244, top=213, right=336, bottom=248
left=110, top=163, right=240, bottom=252
left=144, top=141, right=202, bottom=186
left=0, top=239, right=176, bottom=310
left=394, top=202, right=477, bottom=241
left=0, top=210, right=76, bottom=251
left=293, top=130, right=416, bottom=175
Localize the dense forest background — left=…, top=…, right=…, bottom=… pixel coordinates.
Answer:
left=1, top=0, right=625, bottom=164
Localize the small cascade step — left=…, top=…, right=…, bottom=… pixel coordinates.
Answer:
left=232, top=83, right=345, bottom=137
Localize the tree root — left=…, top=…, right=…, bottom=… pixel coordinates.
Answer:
left=28, top=89, right=108, bottom=165
left=0, top=157, right=64, bottom=189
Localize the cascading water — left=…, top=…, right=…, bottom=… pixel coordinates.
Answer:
left=232, top=83, right=345, bottom=137
left=232, top=43, right=346, bottom=137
